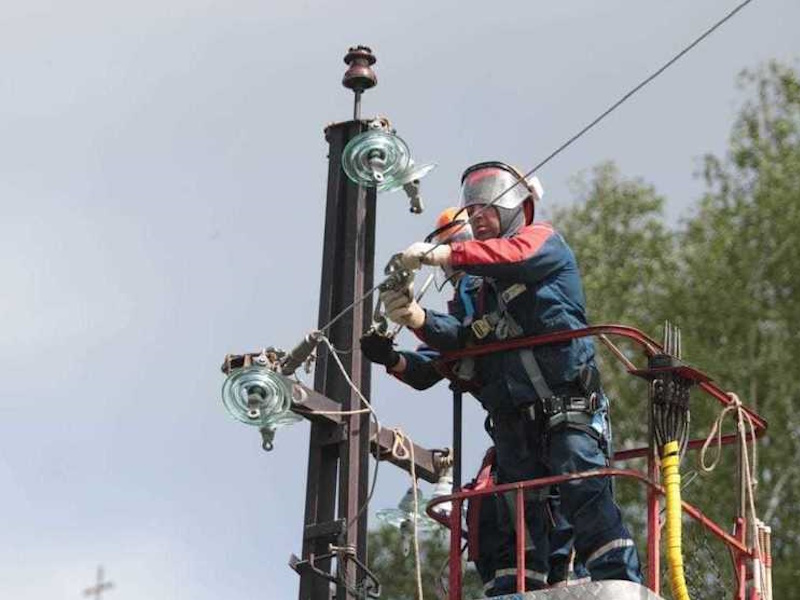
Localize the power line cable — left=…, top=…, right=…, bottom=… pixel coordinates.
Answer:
left=318, top=0, right=757, bottom=334
left=518, top=0, right=756, bottom=188
left=429, top=0, right=758, bottom=249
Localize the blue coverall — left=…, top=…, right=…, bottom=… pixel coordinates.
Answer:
left=393, top=222, right=642, bottom=590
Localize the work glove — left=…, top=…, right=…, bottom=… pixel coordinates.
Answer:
left=360, top=331, right=401, bottom=368
left=380, top=286, right=426, bottom=329
left=399, top=241, right=452, bottom=271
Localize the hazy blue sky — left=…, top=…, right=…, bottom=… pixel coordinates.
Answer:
left=1, top=1, right=798, bottom=598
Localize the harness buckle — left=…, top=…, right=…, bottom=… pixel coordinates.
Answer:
left=500, top=282, right=527, bottom=305
left=471, top=318, right=493, bottom=340
left=495, top=318, right=509, bottom=340
left=521, top=403, right=538, bottom=423
left=541, top=393, right=598, bottom=429
left=566, top=396, right=591, bottom=412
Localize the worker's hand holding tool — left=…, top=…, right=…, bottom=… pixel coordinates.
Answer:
left=399, top=241, right=451, bottom=271
left=380, top=284, right=425, bottom=329
left=359, top=331, right=401, bottom=368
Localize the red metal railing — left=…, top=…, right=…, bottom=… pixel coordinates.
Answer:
left=425, top=325, right=767, bottom=600
left=437, top=324, right=766, bottom=432
left=426, top=468, right=757, bottom=599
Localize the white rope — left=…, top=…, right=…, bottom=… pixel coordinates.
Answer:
left=315, top=335, right=386, bottom=541
left=316, top=334, right=426, bottom=599
left=390, top=428, right=425, bottom=600
left=294, top=345, right=371, bottom=415
left=698, top=393, right=768, bottom=598
left=314, top=335, right=382, bottom=422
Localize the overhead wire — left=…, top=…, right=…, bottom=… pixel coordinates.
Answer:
left=426, top=0, right=758, bottom=252
left=306, top=2, right=760, bottom=595
left=316, top=0, right=757, bottom=335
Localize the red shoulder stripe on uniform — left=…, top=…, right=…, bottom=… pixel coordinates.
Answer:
left=449, top=223, right=555, bottom=267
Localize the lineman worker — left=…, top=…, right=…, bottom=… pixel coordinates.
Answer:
left=362, top=206, right=589, bottom=592
left=365, top=162, right=642, bottom=590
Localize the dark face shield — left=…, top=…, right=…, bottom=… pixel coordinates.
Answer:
left=460, top=166, right=533, bottom=212
left=459, top=163, right=544, bottom=235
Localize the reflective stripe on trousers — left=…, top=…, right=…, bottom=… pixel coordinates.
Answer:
left=586, top=538, right=636, bottom=567
left=492, top=415, right=643, bottom=584
left=483, top=568, right=548, bottom=594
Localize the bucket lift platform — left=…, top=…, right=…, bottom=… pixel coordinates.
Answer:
left=489, top=580, right=664, bottom=600
left=427, top=325, right=770, bottom=600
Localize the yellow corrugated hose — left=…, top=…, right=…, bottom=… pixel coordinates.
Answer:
left=662, top=440, right=690, bottom=600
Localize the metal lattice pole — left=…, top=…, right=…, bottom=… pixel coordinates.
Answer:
left=298, top=46, right=378, bottom=600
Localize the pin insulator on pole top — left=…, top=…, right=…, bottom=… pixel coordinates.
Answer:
left=342, top=45, right=377, bottom=93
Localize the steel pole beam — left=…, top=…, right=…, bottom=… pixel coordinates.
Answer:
left=298, top=119, right=375, bottom=600
left=290, top=382, right=440, bottom=482
left=452, top=390, right=463, bottom=490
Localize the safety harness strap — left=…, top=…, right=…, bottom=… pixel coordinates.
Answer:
left=519, top=348, right=554, bottom=400
left=477, top=280, right=556, bottom=399
left=466, top=279, right=598, bottom=428
left=542, top=394, right=598, bottom=428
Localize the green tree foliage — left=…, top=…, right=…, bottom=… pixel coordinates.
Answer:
left=368, top=525, right=483, bottom=600
left=559, top=62, right=800, bottom=598
left=556, top=162, right=685, bottom=590
left=676, top=61, right=800, bottom=595
left=368, top=61, right=799, bottom=599
left=556, top=162, right=676, bottom=449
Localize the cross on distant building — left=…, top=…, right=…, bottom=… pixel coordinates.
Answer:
left=83, top=565, right=114, bottom=600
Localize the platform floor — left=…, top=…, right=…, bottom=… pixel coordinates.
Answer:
left=486, top=580, right=664, bottom=600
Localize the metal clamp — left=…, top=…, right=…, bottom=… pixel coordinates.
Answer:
left=381, top=253, right=415, bottom=291
left=220, top=348, right=285, bottom=375
left=289, top=544, right=381, bottom=599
